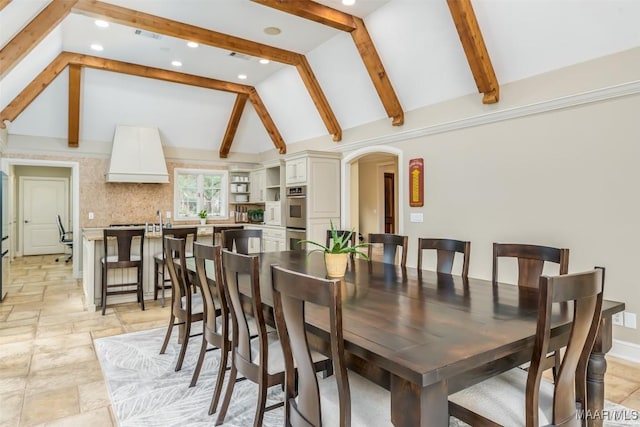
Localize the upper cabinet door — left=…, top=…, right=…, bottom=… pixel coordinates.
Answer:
left=285, top=158, right=307, bottom=185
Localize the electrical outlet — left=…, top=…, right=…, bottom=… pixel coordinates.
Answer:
left=88, top=212, right=94, bottom=220
left=166, top=211, right=171, bottom=219
left=612, top=312, right=624, bottom=326
left=410, top=213, right=424, bottom=223
left=624, top=312, right=637, bottom=329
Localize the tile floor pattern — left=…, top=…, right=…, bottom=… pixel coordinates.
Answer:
left=1, top=254, right=640, bottom=426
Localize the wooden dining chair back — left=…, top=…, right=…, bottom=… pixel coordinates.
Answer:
left=154, top=227, right=198, bottom=304
left=326, top=229, right=357, bottom=249
left=272, top=265, right=345, bottom=426
left=159, top=236, right=204, bottom=371
left=216, top=249, right=280, bottom=426
left=417, top=238, right=470, bottom=277
left=101, top=228, right=145, bottom=315
left=272, top=265, right=391, bottom=427
left=221, top=228, right=263, bottom=254
left=449, top=267, right=604, bottom=426
left=493, top=243, right=569, bottom=288
left=367, top=233, right=408, bottom=266
left=189, top=242, right=230, bottom=415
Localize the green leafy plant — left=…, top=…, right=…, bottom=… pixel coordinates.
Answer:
left=198, top=209, right=208, bottom=219
left=299, top=220, right=369, bottom=259
left=248, top=208, right=264, bottom=222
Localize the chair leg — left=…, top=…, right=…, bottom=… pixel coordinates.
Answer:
left=138, top=266, right=145, bottom=311
left=160, top=313, right=175, bottom=354
left=101, top=264, right=107, bottom=316
left=190, top=335, right=210, bottom=387
left=175, top=319, right=191, bottom=371
left=154, top=261, right=159, bottom=300
left=253, top=378, right=268, bottom=427
left=209, top=344, right=229, bottom=415
left=215, top=358, right=238, bottom=425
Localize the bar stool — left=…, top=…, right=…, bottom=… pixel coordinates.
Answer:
left=153, top=227, right=198, bottom=307
left=101, top=228, right=145, bottom=315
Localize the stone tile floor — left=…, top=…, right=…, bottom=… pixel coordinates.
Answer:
left=0, top=254, right=639, bottom=426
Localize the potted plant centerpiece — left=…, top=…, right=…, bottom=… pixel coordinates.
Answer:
left=198, top=209, right=208, bottom=225
left=299, top=221, right=369, bottom=278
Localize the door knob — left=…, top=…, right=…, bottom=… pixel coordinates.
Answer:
left=24, top=220, right=29, bottom=223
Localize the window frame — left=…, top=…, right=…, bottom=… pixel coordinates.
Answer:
left=173, top=168, right=229, bottom=220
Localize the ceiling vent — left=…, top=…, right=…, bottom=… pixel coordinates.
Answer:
left=134, top=29, right=162, bottom=40
left=229, top=52, right=251, bottom=60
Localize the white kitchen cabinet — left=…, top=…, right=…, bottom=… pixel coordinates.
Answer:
left=285, top=157, right=307, bottom=185
left=250, top=169, right=266, bottom=203
left=307, top=155, right=340, bottom=219
left=307, top=218, right=339, bottom=251
left=264, top=201, right=281, bottom=226
left=246, top=225, right=285, bottom=253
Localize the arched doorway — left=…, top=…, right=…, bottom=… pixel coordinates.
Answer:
left=341, top=146, right=403, bottom=239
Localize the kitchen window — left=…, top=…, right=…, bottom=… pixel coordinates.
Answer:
left=174, top=168, right=228, bottom=220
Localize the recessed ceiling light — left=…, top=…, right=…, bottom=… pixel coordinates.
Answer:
left=263, top=26, right=281, bottom=36
left=187, top=41, right=199, bottom=48
left=237, top=74, right=247, bottom=80
left=90, top=44, right=104, bottom=51
left=171, top=60, right=183, bottom=67
left=342, top=0, right=356, bottom=5
left=259, top=59, right=270, bottom=65
left=95, top=20, right=109, bottom=28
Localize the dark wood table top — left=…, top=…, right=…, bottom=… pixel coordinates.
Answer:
left=188, top=250, right=624, bottom=390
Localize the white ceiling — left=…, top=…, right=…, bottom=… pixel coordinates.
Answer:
left=1, top=0, right=639, bottom=156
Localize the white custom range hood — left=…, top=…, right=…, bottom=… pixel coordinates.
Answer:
left=106, top=125, right=169, bottom=184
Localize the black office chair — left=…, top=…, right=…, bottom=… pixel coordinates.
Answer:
left=56, top=214, right=73, bottom=263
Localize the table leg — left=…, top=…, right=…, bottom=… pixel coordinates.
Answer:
left=587, top=316, right=613, bottom=427
left=390, top=375, right=448, bottom=427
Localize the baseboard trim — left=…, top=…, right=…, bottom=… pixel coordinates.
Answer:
left=610, top=339, right=640, bottom=364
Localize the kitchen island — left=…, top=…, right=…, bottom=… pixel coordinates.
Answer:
left=81, top=225, right=237, bottom=312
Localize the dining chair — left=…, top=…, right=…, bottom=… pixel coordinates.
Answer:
left=153, top=226, right=198, bottom=306
left=449, top=267, right=604, bottom=426
left=221, top=228, right=263, bottom=254
left=215, top=250, right=330, bottom=426
left=492, top=243, right=569, bottom=288
left=417, top=238, right=470, bottom=277
left=159, top=236, right=204, bottom=371
left=271, top=264, right=392, bottom=426
left=101, top=228, right=145, bottom=315
left=367, top=233, right=408, bottom=267
left=493, top=242, right=570, bottom=380
left=188, top=242, right=228, bottom=415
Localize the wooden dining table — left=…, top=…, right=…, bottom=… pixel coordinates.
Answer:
left=186, top=250, right=624, bottom=427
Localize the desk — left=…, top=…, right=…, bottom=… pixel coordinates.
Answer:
left=189, top=250, right=624, bottom=427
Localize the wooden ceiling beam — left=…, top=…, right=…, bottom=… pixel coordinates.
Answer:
left=0, top=52, right=72, bottom=128
left=351, top=17, right=403, bottom=125
left=0, top=0, right=78, bottom=77
left=219, top=94, right=248, bottom=158
left=252, top=0, right=403, bottom=126
left=251, top=0, right=356, bottom=32
left=72, top=0, right=299, bottom=65
left=248, top=89, right=287, bottom=155
left=1, top=52, right=286, bottom=155
left=296, top=57, right=341, bottom=141
left=71, top=0, right=341, bottom=140
left=68, top=63, right=81, bottom=147
left=67, top=53, right=254, bottom=94
left=0, top=0, right=12, bottom=13
left=447, top=0, right=499, bottom=104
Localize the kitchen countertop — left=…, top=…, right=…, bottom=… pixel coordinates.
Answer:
left=82, top=224, right=239, bottom=241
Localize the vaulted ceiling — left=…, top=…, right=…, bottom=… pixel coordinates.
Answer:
left=1, top=0, right=638, bottom=158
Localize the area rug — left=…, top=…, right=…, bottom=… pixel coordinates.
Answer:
left=95, top=327, right=638, bottom=427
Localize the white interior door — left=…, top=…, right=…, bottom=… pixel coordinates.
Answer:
left=21, top=177, right=69, bottom=255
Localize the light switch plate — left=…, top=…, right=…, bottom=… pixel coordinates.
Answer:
left=612, top=312, right=623, bottom=326
left=624, top=312, right=637, bottom=329
left=166, top=211, right=171, bottom=219
left=410, top=213, right=424, bottom=223
left=88, top=212, right=94, bottom=220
